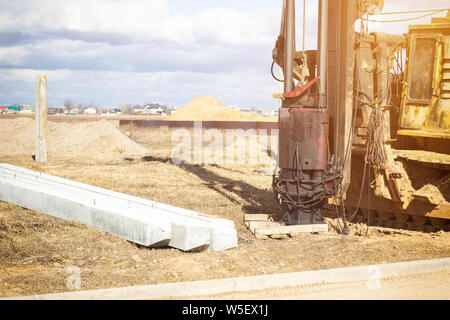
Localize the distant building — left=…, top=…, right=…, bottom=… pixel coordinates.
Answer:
left=20, top=104, right=33, bottom=113
left=84, top=107, right=98, bottom=115
left=143, top=105, right=166, bottom=116
left=264, top=110, right=278, bottom=117
left=0, top=105, right=21, bottom=113
left=48, top=107, right=64, bottom=115
left=167, top=106, right=178, bottom=115
left=66, top=107, right=80, bottom=115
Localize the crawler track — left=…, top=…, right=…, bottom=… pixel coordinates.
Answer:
left=322, top=205, right=450, bottom=233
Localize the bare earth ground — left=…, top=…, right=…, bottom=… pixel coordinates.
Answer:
left=1, top=125, right=449, bottom=298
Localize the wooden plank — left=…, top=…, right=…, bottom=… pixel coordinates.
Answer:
left=254, top=223, right=328, bottom=236
left=248, top=221, right=282, bottom=231
left=249, top=221, right=282, bottom=227
left=244, top=214, right=276, bottom=222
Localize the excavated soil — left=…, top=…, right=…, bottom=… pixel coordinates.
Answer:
left=416, top=184, right=449, bottom=205
left=0, top=118, right=148, bottom=160
left=170, top=96, right=277, bottom=122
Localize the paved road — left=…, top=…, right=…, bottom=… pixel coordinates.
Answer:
left=187, top=270, right=450, bottom=300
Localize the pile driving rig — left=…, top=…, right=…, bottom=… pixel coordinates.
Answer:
left=271, top=0, right=450, bottom=232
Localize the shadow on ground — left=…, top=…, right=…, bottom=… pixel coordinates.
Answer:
left=141, top=156, right=279, bottom=215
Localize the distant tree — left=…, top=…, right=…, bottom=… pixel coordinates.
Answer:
left=63, top=99, right=74, bottom=112
left=119, top=102, right=133, bottom=114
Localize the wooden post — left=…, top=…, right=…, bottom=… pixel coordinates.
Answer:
left=35, top=75, right=47, bottom=162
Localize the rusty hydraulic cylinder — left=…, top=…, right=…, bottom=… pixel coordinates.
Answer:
left=318, top=0, right=328, bottom=107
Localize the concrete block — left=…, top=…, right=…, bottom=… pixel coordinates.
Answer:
left=0, top=163, right=237, bottom=251
left=169, top=222, right=211, bottom=252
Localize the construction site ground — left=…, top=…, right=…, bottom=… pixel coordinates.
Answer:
left=1, top=123, right=449, bottom=298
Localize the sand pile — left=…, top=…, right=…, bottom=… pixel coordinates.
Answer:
left=170, top=96, right=277, bottom=122
left=0, top=118, right=147, bottom=160
left=416, top=184, right=449, bottom=205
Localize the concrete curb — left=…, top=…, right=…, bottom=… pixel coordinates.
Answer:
left=5, top=257, right=450, bottom=300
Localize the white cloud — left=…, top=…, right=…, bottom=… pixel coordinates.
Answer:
left=0, top=68, right=71, bottom=83
left=0, top=68, right=278, bottom=109
left=0, top=46, right=28, bottom=66
left=0, top=0, right=278, bottom=46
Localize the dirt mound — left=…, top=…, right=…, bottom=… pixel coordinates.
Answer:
left=170, top=96, right=277, bottom=122
left=0, top=118, right=147, bottom=160
left=324, top=218, right=373, bottom=236
left=416, top=184, right=449, bottom=205
left=324, top=217, right=418, bottom=237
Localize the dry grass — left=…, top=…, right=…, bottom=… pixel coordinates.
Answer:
left=0, top=126, right=449, bottom=298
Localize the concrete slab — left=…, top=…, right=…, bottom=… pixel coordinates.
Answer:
left=0, top=163, right=237, bottom=251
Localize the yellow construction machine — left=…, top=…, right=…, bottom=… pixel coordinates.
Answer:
left=268, top=0, right=449, bottom=233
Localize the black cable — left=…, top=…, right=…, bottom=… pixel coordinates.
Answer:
left=374, top=8, right=449, bottom=15
left=271, top=60, right=284, bottom=82
left=365, top=10, right=446, bottom=23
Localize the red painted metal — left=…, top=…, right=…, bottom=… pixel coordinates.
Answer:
left=279, top=107, right=329, bottom=170
left=284, top=77, right=319, bottom=98
left=279, top=108, right=291, bottom=169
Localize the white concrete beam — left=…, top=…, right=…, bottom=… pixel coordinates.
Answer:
left=0, top=164, right=237, bottom=251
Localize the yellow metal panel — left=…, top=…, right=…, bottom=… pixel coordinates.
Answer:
left=399, top=104, right=430, bottom=129
left=426, top=204, right=450, bottom=220
left=397, top=129, right=450, bottom=139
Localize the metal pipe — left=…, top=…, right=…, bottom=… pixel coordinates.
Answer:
left=284, top=0, right=295, bottom=94
left=302, top=0, right=306, bottom=53
left=318, top=0, right=328, bottom=106
left=280, top=0, right=286, bottom=36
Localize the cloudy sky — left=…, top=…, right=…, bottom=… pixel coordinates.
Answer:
left=0, top=1, right=448, bottom=109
